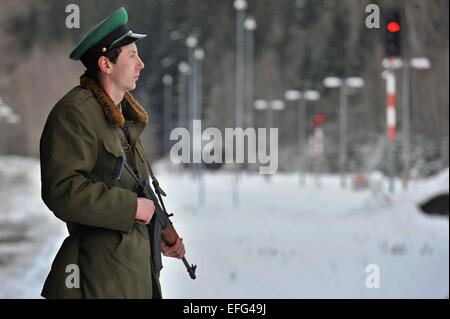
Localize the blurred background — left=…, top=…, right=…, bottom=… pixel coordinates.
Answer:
left=0, top=0, right=448, bottom=298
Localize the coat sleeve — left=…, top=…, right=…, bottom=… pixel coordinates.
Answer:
left=40, top=103, right=137, bottom=233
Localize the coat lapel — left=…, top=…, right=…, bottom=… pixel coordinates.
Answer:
left=80, top=74, right=149, bottom=127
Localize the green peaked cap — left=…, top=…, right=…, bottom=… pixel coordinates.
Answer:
left=69, top=7, right=147, bottom=66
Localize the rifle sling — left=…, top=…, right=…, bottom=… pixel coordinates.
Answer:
left=116, top=126, right=163, bottom=273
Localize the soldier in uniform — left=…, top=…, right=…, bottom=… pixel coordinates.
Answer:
left=40, top=7, right=185, bottom=299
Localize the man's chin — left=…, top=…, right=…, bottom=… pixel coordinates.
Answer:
left=127, top=83, right=137, bottom=91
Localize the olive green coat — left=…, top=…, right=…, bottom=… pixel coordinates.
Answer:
left=40, top=75, right=161, bottom=299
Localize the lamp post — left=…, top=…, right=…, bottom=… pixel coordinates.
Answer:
left=285, top=90, right=302, bottom=176
left=232, top=0, right=247, bottom=208
left=186, top=34, right=198, bottom=135
left=162, top=74, right=173, bottom=155
left=285, top=89, right=320, bottom=185
left=234, top=0, right=247, bottom=131
left=254, top=99, right=270, bottom=131
left=177, top=62, right=190, bottom=129
left=193, top=48, right=205, bottom=124
left=244, top=16, right=257, bottom=128
left=401, top=57, right=431, bottom=189
left=269, top=100, right=285, bottom=129
left=253, top=99, right=268, bottom=183
left=193, top=48, right=205, bottom=206
left=323, top=77, right=364, bottom=188
left=254, top=99, right=284, bottom=182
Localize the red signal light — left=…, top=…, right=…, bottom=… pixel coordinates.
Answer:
left=315, top=114, right=326, bottom=124
left=387, top=21, right=400, bottom=33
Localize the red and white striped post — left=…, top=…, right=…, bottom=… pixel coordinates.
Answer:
left=386, top=71, right=397, bottom=141
left=384, top=69, right=397, bottom=192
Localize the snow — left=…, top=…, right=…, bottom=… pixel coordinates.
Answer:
left=0, top=157, right=67, bottom=298
left=0, top=156, right=448, bottom=299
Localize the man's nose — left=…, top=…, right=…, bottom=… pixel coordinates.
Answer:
left=138, top=57, right=145, bottom=70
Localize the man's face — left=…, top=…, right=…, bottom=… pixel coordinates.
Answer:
left=109, top=42, right=145, bottom=92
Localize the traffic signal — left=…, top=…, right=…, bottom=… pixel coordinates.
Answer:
left=314, top=114, right=326, bottom=124
left=311, top=114, right=326, bottom=130
left=385, top=10, right=401, bottom=58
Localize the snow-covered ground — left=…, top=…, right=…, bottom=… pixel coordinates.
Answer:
left=0, top=157, right=66, bottom=298
left=0, top=156, right=448, bottom=298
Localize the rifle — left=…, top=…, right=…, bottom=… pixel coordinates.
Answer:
left=113, top=155, right=197, bottom=280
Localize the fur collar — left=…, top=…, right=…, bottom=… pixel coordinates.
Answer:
left=80, top=74, right=148, bottom=126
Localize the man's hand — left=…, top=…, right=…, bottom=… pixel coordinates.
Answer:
left=161, top=238, right=185, bottom=259
left=135, top=198, right=155, bottom=224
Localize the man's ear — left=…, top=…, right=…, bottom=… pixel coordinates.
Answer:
left=98, top=56, right=111, bottom=74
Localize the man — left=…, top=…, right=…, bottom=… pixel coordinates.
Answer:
left=40, top=7, right=185, bottom=299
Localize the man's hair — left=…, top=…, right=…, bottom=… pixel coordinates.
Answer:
left=84, top=46, right=122, bottom=80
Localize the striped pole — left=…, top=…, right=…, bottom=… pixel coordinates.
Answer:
left=385, top=71, right=396, bottom=192
left=386, top=71, right=397, bottom=141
